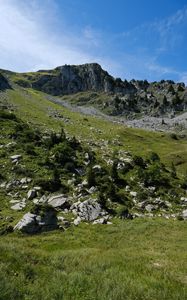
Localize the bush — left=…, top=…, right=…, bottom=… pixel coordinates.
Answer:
left=133, top=155, right=146, bottom=168
left=0, top=110, right=17, bottom=121
left=87, top=166, right=96, bottom=187
left=52, top=142, right=74, bottom=166
left=149, top=152, right=160, bottom=162
left=170, top=133, right=178, bottom=140
left=98, top=192, right=107, bottom=209
left=13, top=165, right=33, bottom=177
left=116, top=206, right=132, bottom=219
left=24, top=143, right=37, bottom=156
left=64, top=162, right=75, bottom=172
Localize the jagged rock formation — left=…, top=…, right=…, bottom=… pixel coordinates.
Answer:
left=30, top=63, right=136, bottom=95
left=0, top=73, right=11, bottom=91
left=1, top=63, right=187, bottom=118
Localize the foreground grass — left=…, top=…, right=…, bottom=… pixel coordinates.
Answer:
left=0, top=219, right=187, bottom=300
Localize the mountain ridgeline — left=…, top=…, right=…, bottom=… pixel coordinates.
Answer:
left=1, top=63, right=187, bottom=117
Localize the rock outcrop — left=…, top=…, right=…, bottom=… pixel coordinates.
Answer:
left=14, top=207, right=58, bottom=234
left=31, top=63, right=136, bottom=96
left=48, top=194, right=71, bottom=209
left=70, top=199, right=107, bottom=221
left=0, top=73, right=11, bottom=91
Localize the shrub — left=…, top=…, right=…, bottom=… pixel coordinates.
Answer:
left=64, top=162, right=75, bottom=172
left=0, top=110, right=17, bottom=121
left=170, top=133, right=178, bottom=140
left=170, top=162, right=177, bottom=178
left=98, top=192, right=107, bottom=209
left=52, top=142, right=74, bottom=166
left=24, top=143, right=37, bottom=156
left=149, top=152, right=160, bottom=162
left=133, top=155, right=146, bottom=168
left=87, top=166, right=96, bottom=187
left=116, top=206, right=132, bottom=219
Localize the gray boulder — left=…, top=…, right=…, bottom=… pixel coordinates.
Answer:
left=71, top=199, right=106, bottom=221
left=92, top=217, right=108, bottom=224
left=27, top=189, right=37, bottom=200
left=10, top=154, right=22, bottom=161
left=182, top=209, right=187, bottom=220
left=48, top=194, right=71, bottom=209
left=14, top=212, right=39, bottom=233
left=73, top=216, right=82, bottom=226
left=145, top=204, right=157, bottom=212
left=14, top=208, right=58, bottom=233
left=11, top=200, right=26, bottom=211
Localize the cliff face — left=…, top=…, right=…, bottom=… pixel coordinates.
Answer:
left=0, top=73, right=11, bottom=91
left=31, top=63, right=136, bottom=96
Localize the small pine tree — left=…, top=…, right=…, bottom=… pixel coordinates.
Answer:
left=98, top=191, right=106, bottom=209
left=87, top=166, right=96, bottom=187
left=111, top=159, right=118, bottom=182
left=171, top=162, right=177, bottom=178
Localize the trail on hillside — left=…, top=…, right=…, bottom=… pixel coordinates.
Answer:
left=43, top=95, right=187, bottom=133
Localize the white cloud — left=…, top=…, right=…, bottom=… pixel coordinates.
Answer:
left=0, top=0, right=186, bottom=84
left=0, top=0, right=106, bottom=72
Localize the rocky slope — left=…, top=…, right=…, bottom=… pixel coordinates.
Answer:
left=0, top=107, right=187, bottom=234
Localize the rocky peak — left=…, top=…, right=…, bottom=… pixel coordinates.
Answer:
left=31, top=63, right=136, bottom=96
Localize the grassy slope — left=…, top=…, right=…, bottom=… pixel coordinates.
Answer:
left=3, top=87, right=187, bottom=175
left=0, top=219, right=187, bottom=300
left=0, top=86, right=187, bottom=300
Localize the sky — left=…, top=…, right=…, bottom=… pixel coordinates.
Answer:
left=0, top=0, right=187, bottom=84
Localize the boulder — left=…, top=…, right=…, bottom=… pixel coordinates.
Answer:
left=70, top=199, right=106, bottom=221
left=27, top=189, right=37, bottom=200
left=92, top=217, right=108, bottom=224
left=10, top=155, right=22, bottom=161
left=48, top=194, right=71, bottom=209
left=145, top=204, right=157, bottom=212
left=73, top=216, right=82, bottom=226
left=11, top=201, right=26, bottom=211
left=182, top=209, right=187, bottom=220
left=130, top=191, right=137, bottom=197
left=58, top=216, right=70, bottom=228
left=14, top=213, right=39, bottom=233
left=14, top=208, right=58, bottom=233
left=20, top=177, right=32, bottom=184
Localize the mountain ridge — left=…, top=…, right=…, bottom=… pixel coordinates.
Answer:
left=0, top=63, right=187, bottom=120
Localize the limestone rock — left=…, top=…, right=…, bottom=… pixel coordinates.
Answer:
left=27, top=189, right=37, bottom=200
left=70, top=199, right=106, bottom=221
left=48, top=194, right=71, bottom=209
left=145, top=204, right=157, bottom=212
left=10, top=155, right=22, bottom=161
left=73, top=216, right=82, bottom=226
left=92, top=217, right=108, bottom=224
left=14, top=209, right=58, bottom=233
left=14, top=213, right=39, bottom=233
left=182, top=209, right=187, bottom=220
left=11, top=200, right=26, bottom=211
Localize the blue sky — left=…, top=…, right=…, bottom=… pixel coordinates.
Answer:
left=0, top=0, right=187, bottom=83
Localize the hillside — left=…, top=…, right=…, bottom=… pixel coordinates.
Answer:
left=0, top=64, right=187, bottom=299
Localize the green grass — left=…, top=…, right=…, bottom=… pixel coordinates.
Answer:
left=2, top=87, right=187, bottom=175
left=0, top=86, right=187, bottom=299
left=0, top=219, right=187, bottom=300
